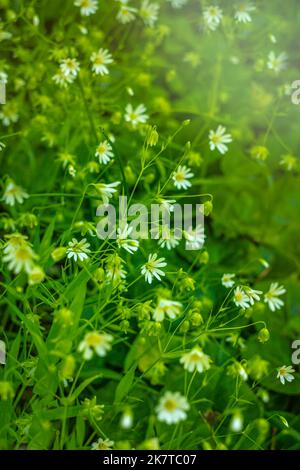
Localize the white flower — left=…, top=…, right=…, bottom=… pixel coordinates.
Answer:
left=2, top=181, right=28, bottom=206
left=0, top=142, right=6, bottom=151
left=125, top=104, right=148, bottom=127
left=277, top=365, right=295, bottom=385
left=117, top=1, right=137, bottom=24
left=172, top=165, right=194, bottom=190
left=78, top=332, right=113, bottom=360
left=3, top=233, right=28, bottom=255
left=180, top=347, right=212, bottom=373
left=158, top=227, right=180, bottom=250
left=233, top=286, right=251, bottom=309
left=234, top=2, right=256, bottom=23
left=141, top=253, right=167, bottom=284
left=117, top=224, right=139, bottom=254
left=209, top=125, right=232, bottom=154
left=90, top=48, right=113, bottom=76
left=203, top=5, right=223, bottom=31
left=94, top=181, right=120, bottom=204
left=245, top=287, right=262, bottom=305
left=237, top=362, right=248, bottom=381
left=184, top=224, right=205, bottom=250
left=53, top=69, right=75, bottom=87
left=60, top=58, right=80, bottom=78
left=230, top=413, right=244, bottom=432
left=167, top=0, right=188, bottom=8
left=91, top=438, right=114, bottom=450
left=156, top=391, right=189, bottom=425
left=139, top=0, right=159, bottom=27
left=95, top=140, right=114, bottom=164
left=157, top=198, right=176, bottom=214
left=267, top=51, right=287, bottom=73
left=74, top=0, right=98, bottom=16
left=120, top=409, right=133, bottom=429
left=3, top=242, right=37, bottom=274
left=153, top=299, right=182, bottom=322
left=66, top=238, right=91, bottom=262
left=264, top=282, right=286, bottom=311
left=222, top=273, right=235, bottom=288
left=68, top=165, right=76, bottom=177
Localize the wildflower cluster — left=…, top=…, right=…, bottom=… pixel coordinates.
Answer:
left=0, top=0, right=299, bottom=452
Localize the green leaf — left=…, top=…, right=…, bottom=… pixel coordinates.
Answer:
left=114, top=367, right=136, bottom=404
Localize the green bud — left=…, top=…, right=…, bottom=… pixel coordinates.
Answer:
left=93, top=267, right=105, bottom=283
left=258, top=327, right=270, bottom=343
left=203, top=200, right=213, bottom=216
left=60, top=355, right=75, bottom=381
left=144, top=172, right=155, bottom=184
left=28, top=265, right=45, bottom=285
left=82, top=397, right=104, bottom=421
left=138, top=301, right=152, bottom=321
left=250, top=145, right=269, bottom=161
left=147, top=125, right=159, bottom=147
left=178, top=276, right=195, bottom=293
left=18, top=213, right=38, bottom=229
left=179, top=320, right=190, bottom=333
left=202, top=441, right=213, bottom=450
left=0, top=381, right=14, bottom=401
left=51, top=246, right=66, bottom=262
left=139, top=438, right=160, bottom=450
left=55, top=307, right=74, bottom=327
left=190, top=312, right=203, bottom=326
left=199, top=250, right=209, bottom=264
left=124, top=165, right=136, bottom=186
left=120, top=320, right=130, bottom=332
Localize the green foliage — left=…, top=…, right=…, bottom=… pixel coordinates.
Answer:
left=0, top=0, right=299, bottom=451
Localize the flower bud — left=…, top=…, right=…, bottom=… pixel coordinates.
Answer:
left=60, top=355, right=75, bottom=381
left=147, top=126, right=159, bottom=147
left=199, top=250, right=209, bottom=265
left=120, top=408, right=133, bottom=429
left=179, top=320, right=190, bottom=333
left=0, top=381, right=14, bottom=400
left=203, top=200, right=213, bottom=216
left=28, top=265, right=45, bottom=285
left=190, top=312, right=203, bottom=326
left=51, top=246, right=66, bottom=262
left=258, top=327, right=270, bottom=343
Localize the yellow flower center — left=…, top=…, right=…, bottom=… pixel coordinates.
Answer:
left=175, top=171, right=185, bottom=182
left=235, top=291, right=243, bottom=302
left=129, top=112, right=138, bottom=121
left=94, top=55, right=104, bottom=65
left=164, top=399, right=177, bottom=412
left=16, top=247, right=32, bottom=261
left=86, top=333, right=103, bottom=347
left=97, top=143, right=107, bottom=154
left=211, top=134, right=222, bottom=144
left=7, top=187, right=18, bottom=195
left=208, top=7, right=219, bottom=17
left=190, top=352, right=201, bottom=362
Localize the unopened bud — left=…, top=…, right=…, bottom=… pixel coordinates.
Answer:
left=51, top=246, right=66, bottom=262
left=258, top=327, right=270, bottom=343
